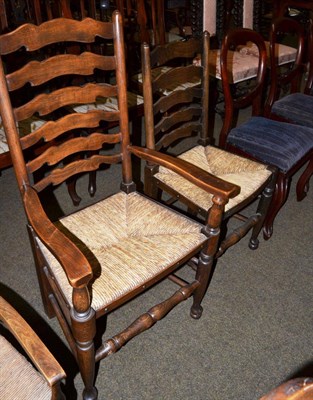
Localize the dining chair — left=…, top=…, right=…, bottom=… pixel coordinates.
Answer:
left=219, top=27, right=313, bottom=239
left=0, top=296, right=66, bottom=400
left=142, top=32, right=275, bottom=257
left=265, top=17, right=313, bottom=129
left=0, top=11, right=241, bottom=399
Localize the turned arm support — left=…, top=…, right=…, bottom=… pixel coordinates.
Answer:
left=22, top=185, right=92, bottom=288
left=129, top=146, right=240, bottom=200
left=0, top=296, right=66, bottom=386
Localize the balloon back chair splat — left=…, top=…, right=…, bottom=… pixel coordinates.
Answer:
left=0, top=12, right=241, bottom=400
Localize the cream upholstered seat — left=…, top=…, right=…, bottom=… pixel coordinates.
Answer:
left=38, top=191, right=207, bottom=311
left=0, top=297, right=65, bottom=400
left=156, top=146, right=272, bottom=212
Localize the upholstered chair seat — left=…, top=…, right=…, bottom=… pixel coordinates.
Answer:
left=0, top=336, right=53, bottom=400
left=270, top=93, right=313, bottom=128
left=155, top=145, right=272, bottom=212
left=238, top=41, right=297, bottom=66
left=37, top=191, right=207, bottom=311
left=227, top=116, right=313, bottom=172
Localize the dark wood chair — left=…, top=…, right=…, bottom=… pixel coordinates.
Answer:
left=0, top=12, right=242, bottom=399
left=219, top=27, right=313, bottom=239
left=142, top=32, right=275, bottom=256
left=264, top=17, right=313, bottom=202
left=265, top=17, right=307, bottom=119
left=0, top=296, right=66, bottom=399
left=260, top=378, right=313, bottom=400
left=265, top=17, right=313, bottom=127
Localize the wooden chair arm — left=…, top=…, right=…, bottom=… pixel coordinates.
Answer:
left=0, top=296, right=66, bottom=386
left=129, top=146, right=241, bottom=199
left=22, top=185, right=92, bottom=288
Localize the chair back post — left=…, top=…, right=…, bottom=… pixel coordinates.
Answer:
left=219, top=28, right=267, bottom=148
left=141, top=42, right=155, bottom=151
left=113, top=10, right=133, bottom=190
left=199, top=30, right=211, bottom=146
left=0, top=59, right=28, bottom=192
left=265, top=17, right=306, bottom=116
left=304, top=18, right=313, bottom=94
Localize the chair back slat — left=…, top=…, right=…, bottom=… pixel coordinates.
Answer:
left=0, top=18, right=114, bottom=54
left=33, top=153, right=123, bottom=192
left=6, top=53, right=116, bottom=91
left=14, top=83, right=118, bottom=120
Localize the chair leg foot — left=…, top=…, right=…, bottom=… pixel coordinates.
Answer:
left=83, top=387, right=98, bottom=400
left=190, top=305, right=203, bottom=320
left=249, top=238, right=259, bottom=250
left=263, top=173, right=290, bottom=241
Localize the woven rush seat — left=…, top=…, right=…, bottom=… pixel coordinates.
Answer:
left=271, top=93, right=313, bottom=128
left=228, top=116, right=313, bottom=172
left=0, top=336, right=52, bottom=400
left=37, top=191, right=207, bottom=312
left=155, top=145, right=272, bottom=212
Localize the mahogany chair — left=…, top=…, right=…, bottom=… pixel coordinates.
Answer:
left=142, top=32, right=275, bottom=257
left=0, top=296, right=66, bottom=399
left=219, top=28, right=313, bottom=239
left=260, top=378, right=313, bottom=400
left=265, top=17, right=313, bottom=129
left=0, top=12, right=242, bottom=399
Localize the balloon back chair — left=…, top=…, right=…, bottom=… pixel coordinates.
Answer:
left=141, top=32, right=276, bottom=259
left=0, top=11, right=242, bottom=400
left=0, top=296, right=66, bottom=400
left=219, top=28, right=313, bottom=239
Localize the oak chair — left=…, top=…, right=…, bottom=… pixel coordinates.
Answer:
left=219, top=27, right=313, bottom=239
left=0, top=296, right=66, bottom=400
left=142, top=32, right=275, bottom=257
left=0, top=12, right=242, bottom=400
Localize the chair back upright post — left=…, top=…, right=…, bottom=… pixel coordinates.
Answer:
left=219, top=28, right=268, bottom=148
left=265, top=17, right=306, bottom=116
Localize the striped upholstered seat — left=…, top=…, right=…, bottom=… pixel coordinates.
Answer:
left=37, top=191, right=207, bottom=311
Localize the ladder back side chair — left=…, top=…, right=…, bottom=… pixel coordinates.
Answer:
left=219, top=27, right=313, bottom=238
left=141, top=32, right=276, bottom=258
left=0, top=296, right=66, bottom=400
left=0, top=11, right=241, bottom=399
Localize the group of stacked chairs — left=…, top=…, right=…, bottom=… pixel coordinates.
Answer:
left=0, top=1, right=312, bottom=399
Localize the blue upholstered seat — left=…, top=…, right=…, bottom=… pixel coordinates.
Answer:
left=227, top=117, right=313, bottom=173
left=271, top=93, right=313, bottom=129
